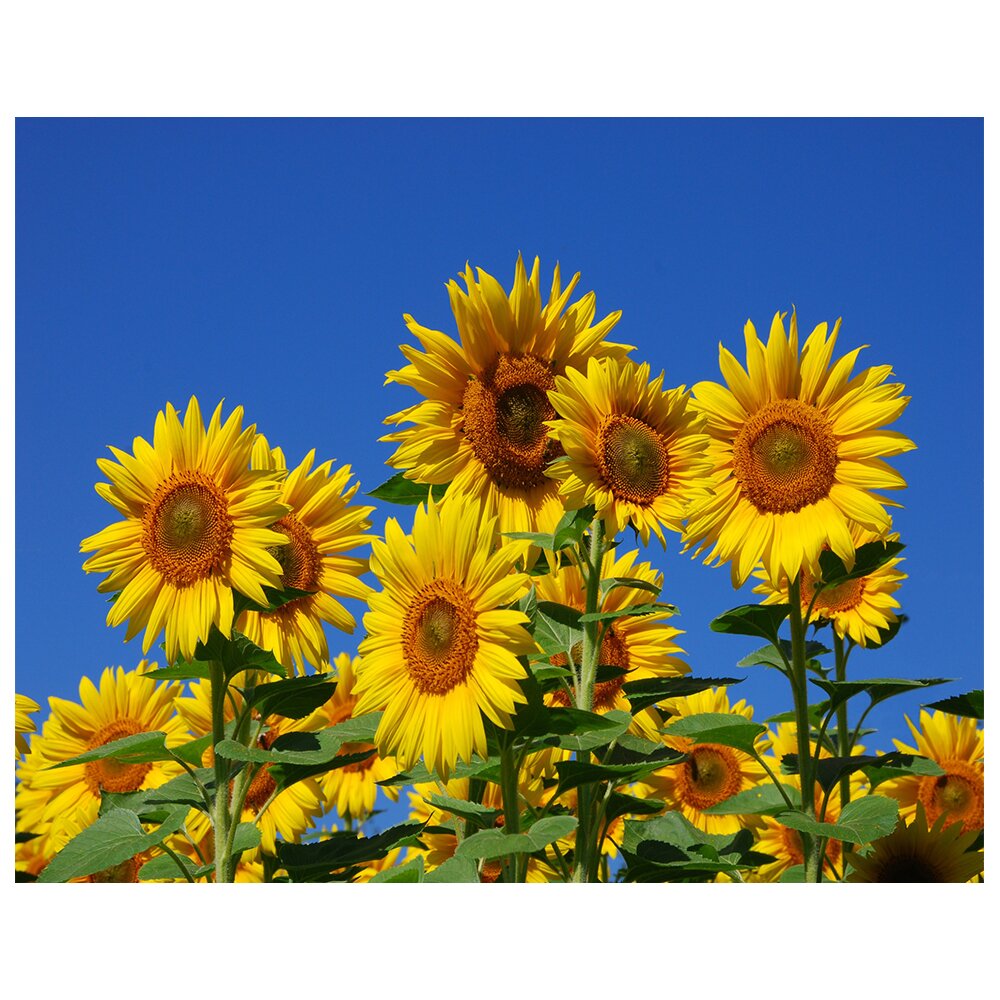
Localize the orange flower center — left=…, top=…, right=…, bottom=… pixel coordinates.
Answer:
left=84, top=718, right=153, bottom=794
left=801, top=573, right=866, bottom=614
left=243, top=765, right=277, bottom=814
left=918, top=759, right=984, bottom=833
left=778, top=823, right=843, bottom=871
left=142, top=471, right=234, bottom=586
left=402, top=580, right=479, bottom=695
left=732, top=399, right=838, bottom=514
left=596, top=415, right=670, bottom=504
left=461, top=353, right=560, bottom=491
left=265, top=513, right=320, bottom=609
left=674, top=743, right=744, bottom=810
left=338, top=741, right=378, bottom=774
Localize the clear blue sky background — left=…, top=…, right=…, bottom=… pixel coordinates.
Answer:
left=16, top=119, right=983, bottom=829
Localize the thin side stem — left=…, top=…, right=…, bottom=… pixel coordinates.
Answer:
left=208, top=660, right=232, bottom=883
left=834, top=632, right=853, bottom=810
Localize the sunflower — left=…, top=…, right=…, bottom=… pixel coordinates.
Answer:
left=751, top=722, right=866, bottom=881
left=80, top=397, right=290, bottom=663
left=312, top=653, right=399, bottom=821
left=546, top=358, right=713, bottom=545
left=638, top=686, right=766, bottom=835
left=15, top=693, right=40, bottom=758
left=14, top=661, right=188, bottom=865
left=237, top=439, right=374, bottom=675
left=683, top=311, right=915, bottom=588
left=878, top=710, right=984, bottom=834
left=845, top=804, right=984, bottom=882
left=753, top=523, right=905, bottom=646
left=382, top=255, right=632, bottom=537
left=175, top=678, right=327, bottom=855
left=353, top=497, right=535, bottom=779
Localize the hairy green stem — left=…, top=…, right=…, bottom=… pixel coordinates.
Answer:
left=498, top=737, right=523, bottom=882
left=833, top=632, right=852, bottom=810
left=208, top=660, right=233, bottom=883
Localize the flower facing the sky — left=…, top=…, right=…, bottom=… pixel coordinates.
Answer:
left=353, top=497, right=535, bottom=779
left=845, top=805, right=984, bottom=883
left=683, top=312, right=915, bottom=587
left=878, top=710, right=984, bottom=835
left=753, top=524, right=906, bottom=646
left=80, top=397, right=289, bottom=662
left=382, top=255, right=632, bottom=536
left=238, top=438, right=375, bottom=675
left=546, top=357, right=713, bottom=545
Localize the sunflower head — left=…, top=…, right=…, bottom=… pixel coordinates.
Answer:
left=81, top=397, right=290, bottom=662
left=546, top=357, right=713, bottom=545
left=381, top=256, right=632, bottom=538
left=237, top=437, right=375, bottom=675
left=846, top=804, right=984, bottom=883
left=684, top=311, right=915, bottom=588
left=353, top=496, right=535, bottom=779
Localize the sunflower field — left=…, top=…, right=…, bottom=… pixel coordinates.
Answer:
left=15, top=256, right=984, bottom=884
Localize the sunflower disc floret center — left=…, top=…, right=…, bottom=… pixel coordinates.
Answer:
left=266, top=514, right=321, bottom=598
left=597, top=415, right=670, bottom=504
left=918, top=760, right=984, bottom=833
left=802, top=573, right=866, bottom=615
left=676, top=743, right=743, bottom=810
left=142, top=471, right=234, bottom=586
left=461, top=353, right=558, bottom=491
left=402, top=580, right=479, bottom=695
left=84, top=718, right=153, bottom=794
left=732, top=399, right=838, bottom=514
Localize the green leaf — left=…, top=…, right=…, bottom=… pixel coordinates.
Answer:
left=424, top=856, right=480, bottom=883
left=138, top=853, right=211, bottom=882
left=367, top=471, right=449, bottom=506
left=604, top=791, right=665, bottom=823
left=865, top=613, right=907, bottom=650
left=37, top=807, right=189, bottom=883
left=171, top=734, right=213, bottom=767
left=599, top=576, right=662, bottom=600
left=663, top=713, right=767, bottom=755
left=555, top=755, right=679, bottom=793
left=245, top=675, right=336, bottom=721
left=578, top=603, right=677, bottom=625
left=622, top=675, right=742, bottom=713
left=368, top=859, right=424, bottom=883
left=737, top=640, right=829, bottom=671
left=144, top=662, right=212, bottom=681
left=552, top=505, right=596, bottom=550
left=49, top=731, right=174, bottom=769
left=277, top=822, right=426, bottom=882
left=503, top=530, right=557, bottom=549
left=863, top=753, right=946, bottom=790
left=191, top=628, right=288, bottom=680
left=230, top=822, right=262, bottom=856
left=924, top=689, right=984, bottom=720
left=378, top=756, right=499, bottom=787
left=232, top=585, right=318, bottom=618
left=533, top=601, right=584, bottom=656
left=455, top=816, right=578, bottom=860
left=776, top=795, right=898, bottom=845
left=142, top=767, right=215, bottom=810
left=710, top=604, right=791, bottom=644
left=700, top=783, right=795, bottom=816
left=424, top=794, right=503, bottom=826
left=810, top=676, right=952, bottom=714
left=818, top=540, right=905, bottom=586
left=516, top=587, right=537, bottom=628
left=217, top=714, right=380, bottom=766
left=525, top=707, right=631, bottom=752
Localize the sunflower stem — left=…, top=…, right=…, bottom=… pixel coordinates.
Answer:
left=787, top=575, right=819, bottom=883
left=208, top=660, right=233, bottom=884
left=833, top=633, right=852, bottom=810
left=498, top=735, right=523, bottom=882
left=573, top=515, right=606, bottom=882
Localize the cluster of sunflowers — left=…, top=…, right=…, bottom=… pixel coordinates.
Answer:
left=14, top=256, right=984, bottom=883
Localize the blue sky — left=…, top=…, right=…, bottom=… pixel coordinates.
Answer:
left=15, top=119, right=983, bottom=827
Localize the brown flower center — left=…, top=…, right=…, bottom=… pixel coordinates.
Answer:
left=869, top=853, right=951, bottom=882
left=142, top=471, right=234, bottom=586
left=596, top=415, right=670, bottom=504
left=84, top=718, right=153, bottom=794
left=732, top=399, right=838, bottom=514
left=801, top=573, right=866, bottom=615
left=918, top=759, right=984, bottom=833
left=461, top=353, right=559, bottom=491
left=265, top=513, right=320, bottom=609
left=674, top=743, right=743, bottom=810
left=243, top=765, right=277, bottom=814
left=401, top=580, right=479, bottom=695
